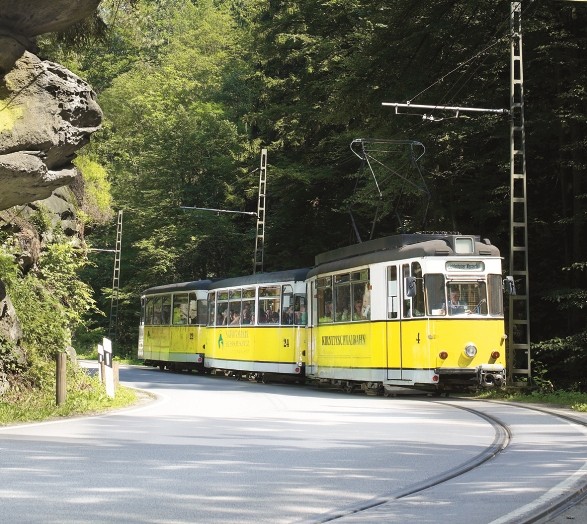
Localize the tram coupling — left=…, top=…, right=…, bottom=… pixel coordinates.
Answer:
left=477, top=364, right=506, bottom=388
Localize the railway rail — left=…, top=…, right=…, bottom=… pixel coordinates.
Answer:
left=297, top=398, right=587, bottom=524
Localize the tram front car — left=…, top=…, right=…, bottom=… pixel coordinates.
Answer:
left=306, top=234, right=508, bottom=394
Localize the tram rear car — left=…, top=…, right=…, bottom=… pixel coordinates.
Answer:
left=306, top=234, right=507, bottom=394
left=205, top=269, right=309, bottom=380
left=139, top=281, right=211, bottom=372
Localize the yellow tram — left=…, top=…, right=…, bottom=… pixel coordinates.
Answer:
left=138, top=233, right=508, bottom=393
left=305, top=233, right=507, bottom=394
left=138, top=280, right=211, bottom=372
left=205, top=269, right=309, bottom=379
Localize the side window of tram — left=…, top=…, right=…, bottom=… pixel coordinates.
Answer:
left=282, top=285, right=295, bottom=324
left=216, top=291, right=229, bottom=325
left=160, top=296, right=171, bottom=325
left=317, top=276, right=333, bottom=324
left=172, top=293, right=189, bottom=325
left=425, top=274, right=446, bottom=316
left=207, top=292, right=216, bottom=325
left=152, top=297, right=162, bottom=325
left=294, top=295, right=307, bottom=325
left=241, top=288, right=255, bottom=325
left=488, top=274, right=503, bottom=316
left=402, top=263, right=424, bottom=317
left=145, top=297, right=154, bottom=325
left=334, top=274, right=351, bottom=322
left=228, top=288, right=242, bottom=326
left=259, top=286, right=280, bottom=324
left=387, top=266, right=399, bottom=319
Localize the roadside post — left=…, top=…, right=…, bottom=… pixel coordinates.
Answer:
left=55, top=352, right=67, bottom=405
left=102, top=337, right=116, bottom=398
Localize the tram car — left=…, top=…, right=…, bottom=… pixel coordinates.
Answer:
left=305, top=233, right=507, bottom=394
left=138, top=232, right=508, bottom=393
left=138, top=280, right=212, bottom=372
left=205, top=268, right=309, bottom=380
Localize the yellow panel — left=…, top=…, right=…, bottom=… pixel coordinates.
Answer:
left=312, top=323, right=387, bottom=369
left=400, top=318, right=505, bottom=370
left=206, top=326, right=304, bottom=364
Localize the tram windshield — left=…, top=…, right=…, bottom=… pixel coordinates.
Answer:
left=425, top=274, right=502, bottom=317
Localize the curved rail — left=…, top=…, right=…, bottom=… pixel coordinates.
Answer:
left=301, top=401, right=511, bottom=523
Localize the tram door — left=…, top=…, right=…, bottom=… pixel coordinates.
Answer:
left=386, top=266, right=402, bottom=380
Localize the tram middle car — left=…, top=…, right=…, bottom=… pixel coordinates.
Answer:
left=138, top=232, right=508, bottom=393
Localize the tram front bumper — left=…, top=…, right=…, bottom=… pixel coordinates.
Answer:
left=435, top=364, right=506, bottom=389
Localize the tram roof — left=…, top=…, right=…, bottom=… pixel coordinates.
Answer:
left=209, top=268, right=311, bottom=290
left=141, top=279, right=215, bottom=296
left=308, top=233, right=500, bottom=277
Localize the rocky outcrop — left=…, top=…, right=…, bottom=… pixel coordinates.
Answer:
left=0, top=0, right=102, bottom=392
left=0, top=0, right=103, bottom=212
left=0, top=0, right=101, bottom=73
left=0, top=52, right=102, bottom=210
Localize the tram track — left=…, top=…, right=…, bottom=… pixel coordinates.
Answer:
left=300, top=398, right=587, bottom=524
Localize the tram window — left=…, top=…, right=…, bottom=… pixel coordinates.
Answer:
left=425, top=274, right=446, bottom=316
left=259, top=286, right=280, bottom=324
left=294, top=295, right=307, bottom=325
left=242, top=288, right=255, bottom=324
left=161, top=296, right=172, bottom=325
left=207, top=292, right=216, bottom=325
left=196, top=299, right=207, bottom=325
left=216, top=292, right=229, bottom=325
left=241, top=299, right=254, bottom=324
left=402, top=263, right=424, bottom=317
left=229, top=302, right=242, bottom=325
left=334, top=274, right=351, bottom=322
left=172, top=294, right=189, bottom=325
left=411, top=263, right=424, bottom=317
left=445, top=282, right=488, bottom=315
left=282, top=285, right=295, bottom=325
left=317, top=282, right=333, bottom=324
left=387, top=266, right=398, bottom=319
left=488, top=274, right=503, bottom=315
left=352, top=282, right=370, bottom=320
left=151, top=297, right=162, bottom=324
left=145, top=297, right=154, bottom=325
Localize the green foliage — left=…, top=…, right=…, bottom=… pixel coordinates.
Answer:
left=74, top=155, right=113, bottom=225
left=0, top=363, right=138, bottom=425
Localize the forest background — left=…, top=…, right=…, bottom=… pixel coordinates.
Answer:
left=23, top=0, right=586, bottom=389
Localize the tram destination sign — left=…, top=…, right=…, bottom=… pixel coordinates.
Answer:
left=445, top=261, right=485, bottom=272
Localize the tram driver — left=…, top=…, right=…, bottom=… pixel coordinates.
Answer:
left=445, top=288, right=468, bottom=315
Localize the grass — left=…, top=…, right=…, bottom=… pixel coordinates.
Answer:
left=2, top=360, right=586, bottom=427
left=0, top=366, right=140, bottom=426
left=475, top=389, right=587, bottom=412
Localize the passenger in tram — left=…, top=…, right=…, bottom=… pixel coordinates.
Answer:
left=241, top=305, right=252, bottom=324
left=283, top=306, right=295, bottom=324
left=353, top=299, right=365, bottom=320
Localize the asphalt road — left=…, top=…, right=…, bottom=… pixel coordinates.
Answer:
left=1, top=364, right=586, bottom=523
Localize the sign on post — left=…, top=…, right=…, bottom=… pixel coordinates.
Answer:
left=102, top=337, right=115, bottom=398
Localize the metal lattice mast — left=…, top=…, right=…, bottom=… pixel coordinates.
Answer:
left=508, top=2, right=531, bottom=385
left=253, top=149, right=267, bottom=274
left=108, top=210, right=123, bottom=343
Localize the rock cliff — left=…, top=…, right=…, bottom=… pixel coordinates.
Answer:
left=0, top=0, right=103, bottom=211
left=0, top=0, right=103, bottom=389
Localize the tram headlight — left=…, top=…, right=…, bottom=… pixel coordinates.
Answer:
left=464, top=343, right=478, bottom=358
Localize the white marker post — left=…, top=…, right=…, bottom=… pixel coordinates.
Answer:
left=102, top=337, right=115, bottom=398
